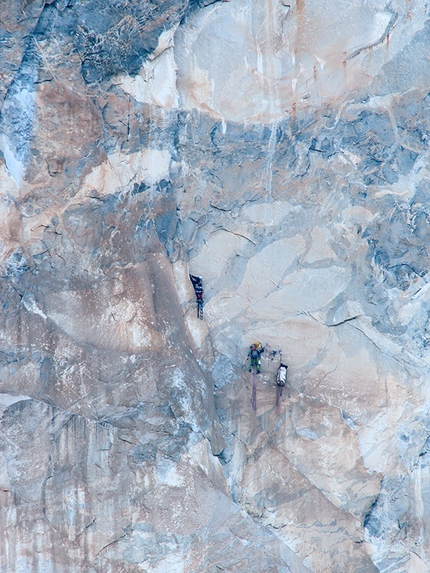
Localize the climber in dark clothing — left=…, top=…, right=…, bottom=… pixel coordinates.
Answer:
left=248, top=342, right=264, bottom=373
left=189, top=274, right=204, bottom=319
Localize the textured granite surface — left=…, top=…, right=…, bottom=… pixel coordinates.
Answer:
left=1, top=1, right=430, bottom=571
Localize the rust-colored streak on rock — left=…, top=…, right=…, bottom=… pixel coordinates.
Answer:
left=295, top=0, right=306, bottom=55
left=292, top=101, right=297, bottom=116
left=342, top=56, right=347, bottom=86
left=38, top=82, right=101, bottom=143
left=296, top=0, right=305, bottom=17
left=23, top=81, right=102, bottom=189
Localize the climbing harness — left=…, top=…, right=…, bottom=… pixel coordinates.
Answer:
left=189, top=275, right=204, bottom=320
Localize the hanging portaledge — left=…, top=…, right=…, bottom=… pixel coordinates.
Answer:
left=189, top=275, right=204, bottom=320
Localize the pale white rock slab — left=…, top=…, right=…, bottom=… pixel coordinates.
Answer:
left=303, top=226, right=337, bottom=264
left=175, top=0, right=427, bottom=122
left=78, top=148, right=171, bottom=199
left=116, top=25, right=179, bottom=109
left=190, top=228, right=250, bottom=287
left=44, top=275, right=163, bottom=353
left=240, top=199, right=303, bottom=227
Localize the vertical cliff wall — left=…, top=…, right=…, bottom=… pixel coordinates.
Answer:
left=1, top=1, right=430, bottom=572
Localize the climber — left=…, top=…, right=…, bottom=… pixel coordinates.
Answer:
left=248, top=341, right=264, bottom=373
left=189, top=274, right=204, bottom=320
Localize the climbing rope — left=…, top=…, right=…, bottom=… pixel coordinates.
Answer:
left=252, top=366, right=257, bottom=411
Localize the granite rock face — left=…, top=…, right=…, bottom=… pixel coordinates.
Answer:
left=1, top=1, right=430, bottom=572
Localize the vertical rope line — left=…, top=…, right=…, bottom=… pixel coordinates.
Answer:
left=252, top=366, right=257, bottom=411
